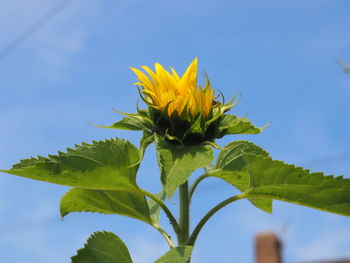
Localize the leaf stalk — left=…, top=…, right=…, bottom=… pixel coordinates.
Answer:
left=187, top=193, right=246, bottom=246
left=139, top=189, right=181, bottom=236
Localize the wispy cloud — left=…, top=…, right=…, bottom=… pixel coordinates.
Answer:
left=0, top=226, right=68, bottom=263
left=264, top=0, right=331, bottom=11
left=296, top=18, right=350, bottom=61
left=0, top=100, right=87, bottom=165
left=128, top=235, right=168, bottom=263
left=0, top=0, right=100, bottom=81
left=295, top=227, right=350, bottom=261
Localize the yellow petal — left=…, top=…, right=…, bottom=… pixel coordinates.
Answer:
left=131, top=58, right=216, bottom=119
left=130, top=67, right=154, bottom=90
left=170, top=67, right=181, bottom=82
left=141, top=65, right=158, bottom=83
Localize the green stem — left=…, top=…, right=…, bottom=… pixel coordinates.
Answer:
left=153, top=223, right=175, bottom=248
left=178, top=181, right=190, bottom=246
left=139, top=189, right=181, bottom=236
left=187, top=193, right=245, bottom=246
left=189, top=174, right=208, bottom=201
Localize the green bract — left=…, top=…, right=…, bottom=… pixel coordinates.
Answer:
left=102, top=102, right=267, bottom=147
left=1, top=63, right=349, bottom=262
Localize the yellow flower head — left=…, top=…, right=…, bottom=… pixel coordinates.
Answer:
left=131, top=58, right=215, bottom=119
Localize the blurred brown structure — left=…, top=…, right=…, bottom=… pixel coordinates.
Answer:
left=255, top=232, right=282, bottom=263
left=254, top=232, right=350, bottom=263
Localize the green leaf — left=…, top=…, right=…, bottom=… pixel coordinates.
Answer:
left=96, top=116, right=145, bottom=131
left=147, top=190, right=166, bottom=224
left=217, top=114, right=267, bottom=136
left=1, top=138, right=141, bottom=192
left=71, top=231, right=133, bottom=263
left=60, top=188, right=152, bottom=224
left=156, top=136, right=214, bottom=198
left=337, top=58, right=350, bottom=76
left=154, top=246, right=193, bottom=263
left=243, top=154, right=350, bottom=217
left=210, top=141, right=272, bottom=213
left=246, top=197, right=272, bottom=213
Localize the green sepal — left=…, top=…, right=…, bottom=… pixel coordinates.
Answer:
left=71, top=231, right=133, bottom=263
left=181, top=114, right=204, bottom=145
left=209, top=141, right=272, bottom=213
left=204, top=92, right=239, bottom=128
left=1, top=138, right=141, bottom=192
left=97, top=116, right=146, bottom=131
left=97, top=107, right=155, bottom=133
left=183, top=114, right=203, bottom=135
left=156, top=136, right=214, bottom=199
left=140, top=129, right=155, bottom=154
left=154, top=246, right=193, bottom=263
left=129, top=130, right=155, bottom=168
left=94, top=106, right=155, bottom=133
left=216, top=114, right=268, bottom=137
left=60, top=188, right=152, bottom=224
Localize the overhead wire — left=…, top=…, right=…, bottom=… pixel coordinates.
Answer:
left=0, top=0, right=349, bottom=236
left=0, top=0, right=77, bottom=61
left=0, top=0, right=79, bottom=236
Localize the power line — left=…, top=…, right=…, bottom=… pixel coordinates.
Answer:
left=0, top=0, right=76, bottom=61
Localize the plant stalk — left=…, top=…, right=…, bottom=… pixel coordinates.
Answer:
left=187, top=193, right=245, bottom=246
left=178, top=181, right=190, bottom=246
left=140, top=189, right=181, bottom=236
left=189, top=174, right=208, bottom=200
left=153, top=223, right=175, bottom=248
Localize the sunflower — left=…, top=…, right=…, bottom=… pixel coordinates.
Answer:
left=131, top=58, right=214, bottom=120
left=128, top=59, right=236, bottom=145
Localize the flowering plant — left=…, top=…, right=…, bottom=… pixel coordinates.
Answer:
left=2, top=59, right=350, bottom=263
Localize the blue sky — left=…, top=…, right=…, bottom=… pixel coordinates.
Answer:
left=1, top=0, right=350, bottom=262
